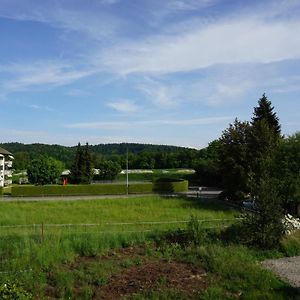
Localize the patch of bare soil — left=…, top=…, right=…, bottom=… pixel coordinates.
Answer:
left=94, top=260, right=208, bottom=299
left=45, top=246, right=208, bottom=299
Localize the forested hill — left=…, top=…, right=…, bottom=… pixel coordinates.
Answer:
left=0, top=142, right=198, bottom=170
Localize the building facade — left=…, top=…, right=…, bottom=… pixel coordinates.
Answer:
left=0, top=147, right=14, bottom=187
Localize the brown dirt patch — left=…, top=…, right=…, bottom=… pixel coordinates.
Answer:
left=94, top=260, right=208, bottom=299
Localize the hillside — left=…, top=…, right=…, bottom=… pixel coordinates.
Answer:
left=0, top=142, right=198, bottom=170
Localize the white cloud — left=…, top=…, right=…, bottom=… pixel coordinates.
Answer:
left=107, top=99, right=139, bottom=113
left=99, top=17, right=300, bottom=75
left=0, top=1, right=121, bottom=40
left=65, top=121, right=131, bottom=130
left=138, top=79, right=182, bottom=107
left=0, top=61, right=95, bottom=92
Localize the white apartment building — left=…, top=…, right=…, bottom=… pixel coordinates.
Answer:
left=0, top=147, right=14, bottom=187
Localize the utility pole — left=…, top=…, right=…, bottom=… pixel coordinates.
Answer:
left=126, top=146, right=129, bottom=195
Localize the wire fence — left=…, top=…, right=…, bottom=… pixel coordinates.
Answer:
left=0, top=218, right=242, bottom=237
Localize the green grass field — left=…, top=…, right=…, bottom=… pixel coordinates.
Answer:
left=0, top=196, right=237, bottom=235
left=0, top=196, right=299, bottom=299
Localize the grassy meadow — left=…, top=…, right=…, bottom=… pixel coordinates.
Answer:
left=0, top=196, right=299, bottom=299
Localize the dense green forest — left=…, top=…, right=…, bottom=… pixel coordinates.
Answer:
left=0, top=142, right=199, bottom=170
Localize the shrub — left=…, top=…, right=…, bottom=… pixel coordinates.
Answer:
left=187, top=215, right=208, bottom=246
left=153, top=178, right=188, bottom=193
left=128, top=183, right=153, bottom=194
left=0, top=281, right=32, bottom=300
left=11, top=184, right=126, bottom=197
left=0, top=187, right=3, bottom=196
left=11, top=183, right=146, bottom=197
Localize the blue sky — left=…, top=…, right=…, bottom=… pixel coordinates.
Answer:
left=0, top=0, right=300, bottom=148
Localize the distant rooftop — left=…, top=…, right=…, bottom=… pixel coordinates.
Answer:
left=0, top=147, right=13, bottom=156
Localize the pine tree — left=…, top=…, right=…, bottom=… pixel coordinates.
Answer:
left=70, top=142, right=93, bottom=184
left=251, top=93, right=281, bottom=136
left=82, top=142, right=93, bottom=184
left=249, top=94, right=282, bottom=192
left=70, top=143, right=83, bottom=184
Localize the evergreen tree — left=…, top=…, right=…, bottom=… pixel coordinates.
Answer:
left=241, top=169, right=285, bottom=249
left=249, top=94, right=282, bottom=192
left=82, top=142, right=93, bottom=184
left=251, top=93, right=281, bottom=135
left=70, top=143, right=83, bottom=184
left=70, top=142, right=93, bottom=184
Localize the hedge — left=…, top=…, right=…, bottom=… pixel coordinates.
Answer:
left=0, top=187, right=3, bottom=196
left=11, top=180, right=188, bottom=197
left=11, top=184, right=126, bottom=197
left=128, top=183, right=153, bottom=194
left=153, top=178, right=188, bottom=193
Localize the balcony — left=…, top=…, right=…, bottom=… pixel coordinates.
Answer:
left=5, top=161, right=13, bottom=168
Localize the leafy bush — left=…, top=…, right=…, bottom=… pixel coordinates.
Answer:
left=27, top=155, right=64, bottom=185
left=0, top=187, right=3, bottom=196
left=0, top=281, right=32, bottom=299
left=94, top=160, right=121, bottom=181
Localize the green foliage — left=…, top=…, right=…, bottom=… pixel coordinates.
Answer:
left=128, top=183, right=153, bottom=194
left=0, top=187, right=3, bottom=196
left=217, top=118, right=251, bottom=200
left=153, top=178, right=188, bottom=193
left=11, top=180, right=188, bottom=197
left=94, top=160, right=121, bottom=181
left=240, top=175, right=285, bottom=249
left=251, top=93, right=281, bottom=135
left=281, top=231, right=300, bottom=257
left=27, top=155, right=64, bottom=185
left=272, top=132, right=300, bottom=212
left=1, top=142, right=198, bottom=171
left=0, top=281, right=32, bottom=299
left=70, top=143, right=93, bottom=184
left=187, top=215, right=208, bottom=246
left=194, top=140, right=222, bottom=186
left=11, top=184, right=127, bottom=196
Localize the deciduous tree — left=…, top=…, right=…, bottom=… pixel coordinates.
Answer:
left=27, top=155, right=64, bottom=185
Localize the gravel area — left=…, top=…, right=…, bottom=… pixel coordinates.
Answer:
left=261, top=256, right=300, bottom=288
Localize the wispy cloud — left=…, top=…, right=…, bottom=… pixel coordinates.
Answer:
left=28, top=104, right=55, bottom=112
left=99, top=17, right=300, bottom=75
left=138, top=78, right=182, bottom=107
left=65, top=116, right=232, bottom=130
left=107, top=99, right=139, bottom=113
left=0, top=61, right=94, bottom=92
left=66, top=89, right=91, bottom=97
left=0, top=0, right=121, bottom=40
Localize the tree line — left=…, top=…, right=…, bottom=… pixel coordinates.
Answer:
left=1, top=142, right=198, bottom=171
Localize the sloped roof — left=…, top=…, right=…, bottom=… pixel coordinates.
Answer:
left=0, top=147, right=13, bottom=156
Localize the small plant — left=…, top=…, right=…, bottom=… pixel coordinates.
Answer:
left=0, top=281, right=32, bottom=300
left=187, top=215, right=208, bottom=246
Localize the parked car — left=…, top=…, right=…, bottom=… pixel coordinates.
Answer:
left=242, top=199, right=258, bottom=211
